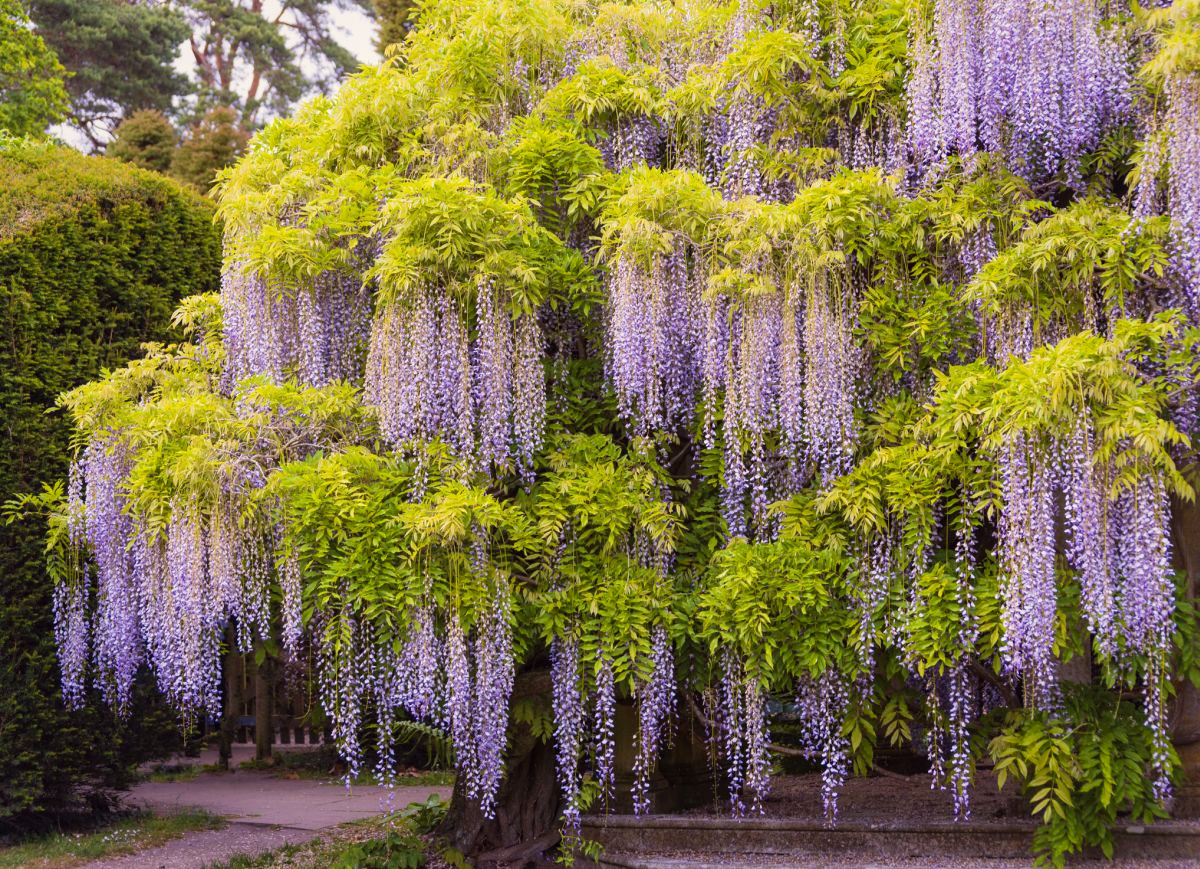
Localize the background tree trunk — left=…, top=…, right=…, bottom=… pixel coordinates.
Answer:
left=218, top=629, right=241, bottom=770
left=254, top=652, right=273, bottom=762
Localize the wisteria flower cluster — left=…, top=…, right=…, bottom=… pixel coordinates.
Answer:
left=223, top=265, right=371, bottom=390
left=907, top=0, right=1129, bottom=185
left=59, top=436, right=276, bottom=719
left=365, top=280, right=545, bottom=480
left=39, top=0, right=1200, bottom=859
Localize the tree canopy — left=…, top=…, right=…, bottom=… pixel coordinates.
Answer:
left=177, top=0, right=372, bottom=127
left=25, top=0, right=191, bottom=147
left=106, top=110, right=180, bottom=175
left=27, top=0, right=376, bottom=148
left=0, top=0, right=67, bottom=137
left=24, top=0, right=1200, bottom=865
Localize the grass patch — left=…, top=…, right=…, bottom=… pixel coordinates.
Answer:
left=335, top=770, right=456, bottom=789
left=208, top=814, right=413, bottom=869
left=143, top=762, right=227, bottom=783
left=0, top=809, right=225, bottom=868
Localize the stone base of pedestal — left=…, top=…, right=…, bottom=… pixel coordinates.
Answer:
left=1173, top=741, right=1200, bottom=819
left=578, top=813, right=1200, bottom=867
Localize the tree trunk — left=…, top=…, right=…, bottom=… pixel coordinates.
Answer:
left=218, top=628, right=241, bottom=770
left=439, top=672, right=561, bottom=867
left=254, top=652, right=273, bottom=762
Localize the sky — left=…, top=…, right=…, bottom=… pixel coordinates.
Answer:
left=332, top=5, right=382, bottom=66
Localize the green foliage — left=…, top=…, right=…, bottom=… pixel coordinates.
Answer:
left=0, top=808, right=224, bottom=868
left=512, top=695, right=556, bottom=743
left=697, top=538, right=858, bottom=688
left=32, top=0, right=1200, bottom=863
left=272, top=446, right=528, bottom=642
left=820, top=316, right=1194, bottom=566
left=830, top=0, right=909, bottom=126
left=532, top=434, right=684, bottom=686
left=374, top=0, right=417, bottom=52
left=171, top=107, right=252, bottom=195
left=556, top=825, right=603, bottom=866
left=368, top=175, right=575, bottom=310
left=393, top=720, right=456, bottom=770
left=1141, top=0, right=1200, bottom=88
left=398, top=792, right=449, bottom=834
left=107, top=110, right=179, bottom=175
left=1175, top=588, right=1200, bottom=693
left=331, top=830, right=426, bottom=869
left=0, top=140, right=220, bottom=820
left=0, top=0, right=68, bottom=137
left=541, top=58, right=667, bottom=127
left=501, top=117, right=609, bottom=237
left=989, top=686, right=1173, bottom=869
left=967, top=201, right=1173, bottom=342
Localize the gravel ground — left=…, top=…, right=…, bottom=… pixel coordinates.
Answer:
left=82, top=823, right=315, bottom=869
left=76, top=768, right=450, bottom=868
left=126, top=769, right=449, bottom=831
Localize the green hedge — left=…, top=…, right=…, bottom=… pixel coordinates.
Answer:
left=0, top=140, right=221, bottom=823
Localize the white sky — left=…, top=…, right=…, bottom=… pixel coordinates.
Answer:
left=333, top=5, right=382, bottom=66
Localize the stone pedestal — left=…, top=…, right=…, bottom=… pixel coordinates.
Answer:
left=601, top=700, right=714, bottom=815
left=1171, top=496, right=1200, bottom=818
left=1175, top=740, right=1200, bottom=818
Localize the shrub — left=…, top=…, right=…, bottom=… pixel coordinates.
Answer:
left=0, top=0, right=68, bottom=137
left=107, top=110, right=178, bottom=174
left=0, top=138, right=220, bottom=823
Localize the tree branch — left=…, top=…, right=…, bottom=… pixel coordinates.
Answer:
left=871, top=763, right=919, bottom=781
left=968, top=658, right=1020, bottom=708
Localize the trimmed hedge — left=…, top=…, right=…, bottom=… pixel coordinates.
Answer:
left=0, top=140, right=221, bottom=823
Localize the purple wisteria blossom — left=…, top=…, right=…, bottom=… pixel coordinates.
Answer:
left=365, top=280, right=545, bottom=473
left=632, top=626, right=676, bottom=815
left=551, top=636, right=585, bottom=828
left=795, top=669, right=851, bottom=823
left=594, top=651, right=617, bottom=803
left=908, top=0, right=1127, bottom=184
left=996, top=433, right=1058, bottom=709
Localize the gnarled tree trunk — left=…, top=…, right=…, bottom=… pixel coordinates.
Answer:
left=439, top=671, right=561, bottom=867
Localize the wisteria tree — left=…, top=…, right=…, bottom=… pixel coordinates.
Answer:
left=18, top=0, right=1200, bottom=865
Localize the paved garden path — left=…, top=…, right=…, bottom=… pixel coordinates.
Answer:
left=83, top=767, right=451, bottom=869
